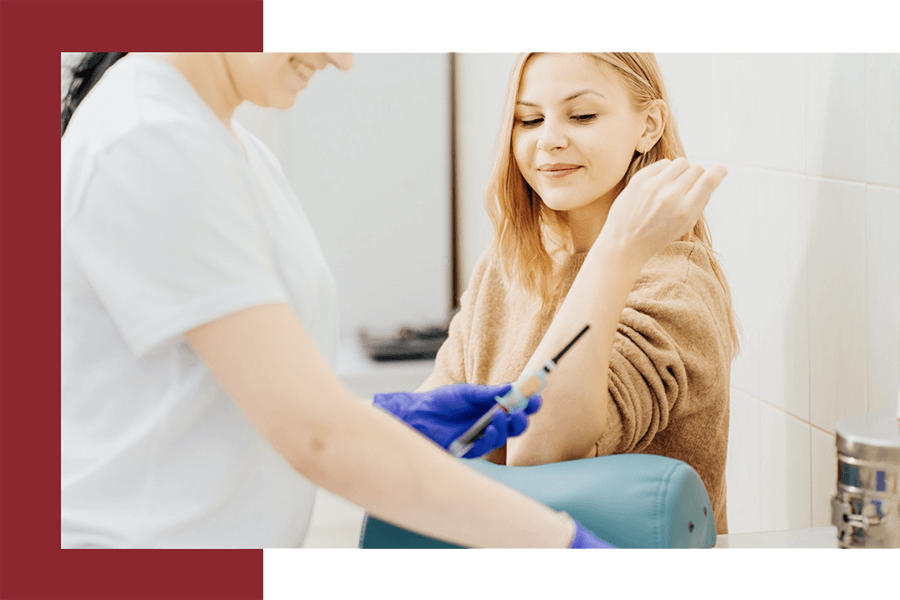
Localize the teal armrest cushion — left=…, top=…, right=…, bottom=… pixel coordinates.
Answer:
left=359, top=453, right=716, bottom=549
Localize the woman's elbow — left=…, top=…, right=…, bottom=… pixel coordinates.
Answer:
left=505, top=440, right=595, bottom=466
left=265, top=420, right=336, bottom=481
left=505, top=415, right=604, bottom=466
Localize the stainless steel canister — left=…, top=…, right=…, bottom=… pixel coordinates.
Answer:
left=831, top=409, right=900, bottom=548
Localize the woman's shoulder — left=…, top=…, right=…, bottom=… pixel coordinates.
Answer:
left=466, top=246, right=504, bottom=288
left=456, top=247, right=518, bottom=313
left=64, top=56, right=234, bottom=161
left=630, top=241, right=727, bottom=312
left=642, top=241, right=715, bottom=283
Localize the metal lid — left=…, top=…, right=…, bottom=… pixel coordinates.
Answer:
left=836, top=410, right=900, bottom=462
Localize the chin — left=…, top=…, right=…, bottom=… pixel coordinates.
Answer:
left=271, top=93, right=299, bottom=111
left=538, top=193, right=591, bottom=213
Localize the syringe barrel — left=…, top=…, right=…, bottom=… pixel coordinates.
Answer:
left=448, top=360, right=557, bottom=458
left=516, top=372, right=544, bottom=399
left=507, top=361, right=554, bottom=407
left=448, top=404, right=504, bottom=458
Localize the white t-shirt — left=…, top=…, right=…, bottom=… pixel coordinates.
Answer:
left=61, top=55, right=340, bottom=548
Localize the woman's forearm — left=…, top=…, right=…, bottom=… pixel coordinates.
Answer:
left=505, top=233, right=646, bottom=465
left=307, top=388, right=573, bottom=548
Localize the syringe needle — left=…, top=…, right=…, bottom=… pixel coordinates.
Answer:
left=551, top=324, right=589, bottom=364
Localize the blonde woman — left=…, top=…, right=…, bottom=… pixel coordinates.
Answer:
left=422, top=53, right=736, bottom=534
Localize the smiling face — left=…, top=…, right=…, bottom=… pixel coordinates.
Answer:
left=512, top=53, right=648, bottom=220
left=226, top=53, right=353, bottom=109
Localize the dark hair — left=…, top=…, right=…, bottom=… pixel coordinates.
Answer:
left=61, top=52, right=128, bottom=136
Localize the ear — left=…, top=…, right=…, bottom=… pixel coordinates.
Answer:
left=636, top=100, right=666, bottom=153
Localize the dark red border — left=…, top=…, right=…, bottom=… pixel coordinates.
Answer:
left=0, top=2, right=264, bottom=598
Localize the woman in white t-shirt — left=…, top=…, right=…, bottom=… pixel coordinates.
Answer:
left=61, top=52, right=620, bottom=549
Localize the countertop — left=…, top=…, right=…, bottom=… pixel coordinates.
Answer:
left=335, top=337, right=435, bottom=399
left=713, top=526, right=838, bottom=548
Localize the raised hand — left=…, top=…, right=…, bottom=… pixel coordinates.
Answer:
left=602, top=157, right=727, bottom=264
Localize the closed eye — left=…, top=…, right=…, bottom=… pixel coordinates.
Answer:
left=517, top=114, right=595, bottom=127
left=518, top=117, right=543, bottom=128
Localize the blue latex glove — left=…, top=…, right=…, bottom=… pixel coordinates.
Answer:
left=569, top=519, right=618, bottom=549
left=373, top=383, right=541, bottom=459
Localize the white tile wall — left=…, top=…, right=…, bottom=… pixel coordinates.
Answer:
left=758, top=403, right=811, bottom=531
left=865, top=186, right=900, bottom=413
left=725, top=389, right=761, bottom=533
left=649, top=54, right=898, bottom=534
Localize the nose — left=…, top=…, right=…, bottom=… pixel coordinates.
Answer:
left=325, top=53, right=354, bottom=71
left=536, top=119, right=568, bottom=152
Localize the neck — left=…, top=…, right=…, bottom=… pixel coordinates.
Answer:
left=566, top=195, right=614, bottom=253
left=145, top=53, right=242, bottom=129
left=566, top=176, right=630, bottom=253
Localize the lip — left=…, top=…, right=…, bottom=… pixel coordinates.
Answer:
left=290, top=57, right=315, bottom=77
left=286, top=58, right=314, bottom=92
left=538, top=164, right=582, bottom=178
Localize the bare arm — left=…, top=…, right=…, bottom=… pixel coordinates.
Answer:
left=504, top=240, right=644, bottom=465
left=186, top=303, right=572, bottom=548
left=506, top=158, right=727, bottom=466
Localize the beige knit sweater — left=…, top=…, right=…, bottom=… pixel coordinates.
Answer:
left=420, top=241, right=731, bottom=534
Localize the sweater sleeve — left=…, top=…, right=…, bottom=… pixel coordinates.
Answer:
left=595, top=244, right=729, bottom=456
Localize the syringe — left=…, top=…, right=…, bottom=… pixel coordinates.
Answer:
left=447, top=324, right=591, bottom=458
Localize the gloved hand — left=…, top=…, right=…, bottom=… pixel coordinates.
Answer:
left=568, top=517, right=618, bottom=549
left=373, top=383, right=541, bottom=459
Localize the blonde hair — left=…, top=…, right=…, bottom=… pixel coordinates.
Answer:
left=484, top=52, right=740, bottom=358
